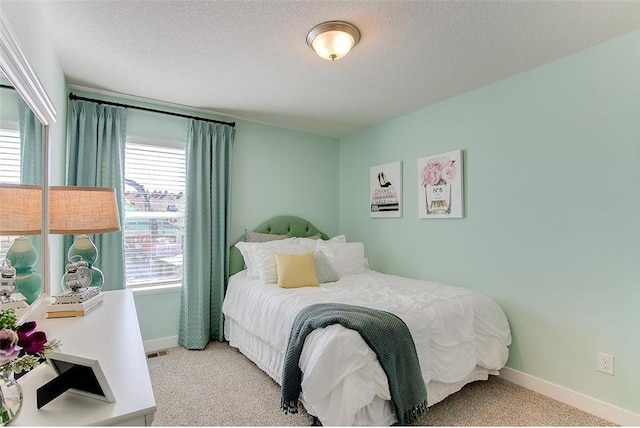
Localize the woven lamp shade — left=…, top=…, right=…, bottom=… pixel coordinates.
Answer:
left=0, top=184, right=42, bottom=235
left=49, top=186, right=121, bottom=235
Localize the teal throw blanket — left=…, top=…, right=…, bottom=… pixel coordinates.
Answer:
left=281, top=303, right=428, bottom=425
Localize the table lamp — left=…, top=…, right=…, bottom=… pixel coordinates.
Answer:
left=49, top=186, right=121, bottom=289
left=0, top=184, right=42, bottom=304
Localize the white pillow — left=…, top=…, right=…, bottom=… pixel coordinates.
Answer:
left=316, top=241, right=366, bottom=278
left=235, top=241, right=259, bottom=278
left=236, top=238, right=298, bottom=278
left=294, top=234, right=348, bottom=252
left=245, top=229, right=291, bottom=242
left=330, top=234, right=347, bottom=243
left=253, top=240, right=310, bottom=284
left=314, top=252, right=339, bottom=283
left=294, top=237, right=321, bottom=251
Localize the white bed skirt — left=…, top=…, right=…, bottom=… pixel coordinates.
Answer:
left=224, top=317, right=498, bottom=426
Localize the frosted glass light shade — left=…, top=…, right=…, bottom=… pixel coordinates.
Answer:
left=0, top=184, right=41, bottom=235
left=307, top=21, right=360, bottom=61
left=49, top=186, right=121, bottom=235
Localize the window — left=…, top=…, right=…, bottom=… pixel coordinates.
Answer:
left=123, top=137, right=186, bottom=289
left=0, top=125, right=20, bottom=184
left=0, top=124, right=20, bottom=260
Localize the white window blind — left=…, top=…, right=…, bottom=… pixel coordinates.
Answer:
left=124, top=137, right=186, bottom=289
left=0, top=126, right=20, bottom=184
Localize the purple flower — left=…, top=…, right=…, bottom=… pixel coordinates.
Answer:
left=0, top=329, right=19, bottom=365
left=17, top=321, right=47, bottom=354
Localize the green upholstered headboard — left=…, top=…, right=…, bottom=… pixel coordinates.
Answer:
left=228, top=215, right=329, bottom=277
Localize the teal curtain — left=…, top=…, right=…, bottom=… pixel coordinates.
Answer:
left=18, top=96, right=42, bottom=185
left=65, top=99, right=127, bottom=291
left=179, top=119, right=234, bottom=349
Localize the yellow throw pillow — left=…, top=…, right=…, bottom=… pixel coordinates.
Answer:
left=274, top=252, right=319, bottom=288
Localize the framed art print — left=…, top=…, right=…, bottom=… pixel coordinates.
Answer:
left=370, top=161, right=402, bottom=218
left=417, top=150, right=463, bottom=218
left=37, top=351, right=116, bottom=409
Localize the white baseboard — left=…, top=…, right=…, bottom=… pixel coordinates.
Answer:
left=143, top=336, right=179, bottom=353
left=500, top=367, right=640, bottom=426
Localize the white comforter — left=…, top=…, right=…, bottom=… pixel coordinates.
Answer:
left=222, top=270, right=511, bottom=425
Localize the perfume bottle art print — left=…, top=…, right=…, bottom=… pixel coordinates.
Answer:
left=417, top=150, right=463, bottom=219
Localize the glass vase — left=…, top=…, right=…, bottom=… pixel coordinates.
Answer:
left=425, top=183, right=452, bottom=215
left=0, top=370, right=22, bottom=425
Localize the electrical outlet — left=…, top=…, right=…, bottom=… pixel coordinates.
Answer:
left=597, top=352, right=614, bottom=375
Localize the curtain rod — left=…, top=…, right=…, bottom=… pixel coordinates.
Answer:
left=68, top=93, right=236, bottom=127
left=0, top=84, right=15, bottom=90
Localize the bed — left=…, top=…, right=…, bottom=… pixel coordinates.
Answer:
left=222, top=216, right=511, bottom=426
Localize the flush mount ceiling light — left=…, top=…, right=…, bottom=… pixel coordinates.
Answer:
left=306, top=21, right=360, bottom=61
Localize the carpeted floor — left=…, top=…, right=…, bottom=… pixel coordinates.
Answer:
left=146, top=341, right=616, bottom=426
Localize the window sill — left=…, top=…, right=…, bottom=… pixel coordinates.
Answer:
left=130, top=283, right=182, bottom=296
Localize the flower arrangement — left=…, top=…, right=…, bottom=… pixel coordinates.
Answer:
left=420, top=156, right=457, bottom=187
left=0, top=309, right=60, bottom=374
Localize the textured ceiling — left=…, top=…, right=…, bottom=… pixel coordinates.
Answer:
left=37, top=0, right=640, bottom=138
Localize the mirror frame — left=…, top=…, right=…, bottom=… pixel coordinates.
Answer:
left=0, top=10, right=57, bottom=313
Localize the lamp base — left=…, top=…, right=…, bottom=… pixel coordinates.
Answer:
left=6, top=237, right=42, bottom=304
left=67, top=235, right=104, bottom=289
left=68, top=235, right=97, bottom=266
left=14, top=271, right=42, bottom=305
left=89, top=266, right=104, bottom=288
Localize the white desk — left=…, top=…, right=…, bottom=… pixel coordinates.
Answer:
left=14, top=289, right=157, bottom=426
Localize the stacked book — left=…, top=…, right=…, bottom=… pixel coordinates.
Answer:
left=0, top=293, right=28, bottom=315
left=46, top=287, right=104, bottom=318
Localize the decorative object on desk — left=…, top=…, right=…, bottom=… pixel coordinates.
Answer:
left=50, top=254, right=102, bottom=317
left=52, top=286, right=101, bottom=305
left=417, top=150, right=464, bottom=219
left=0, top=261, right=16, bottom=297
left=0, top=308, right=61, bottom=425
left=0, top=184, right=42, bottom=304
left=37, top=352, right=115, bottom=409
left=50, top=186, right=121, bottom=289
left=46, top=306, right=102, bottom=319
left=60, top=256, right=93, bottom=293
left=0, top=261, right=27, bottom=317
left=46, top=289, right=103, bottom=318
left=0, top=369, right=21, bottom=426
left=0, top=261, right=26, bottom=317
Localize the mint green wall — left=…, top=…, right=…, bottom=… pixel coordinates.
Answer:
left=230, top=121, right=340, bottom=241
left=339, top=32, right=640, bottom=413
left=132, top=290, right=181, bottom=341
left=71, top=89, right=339, bottom=342
left=0, top=86, right=19, bottom=122
left=0, top=1, right=68, bottom=295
